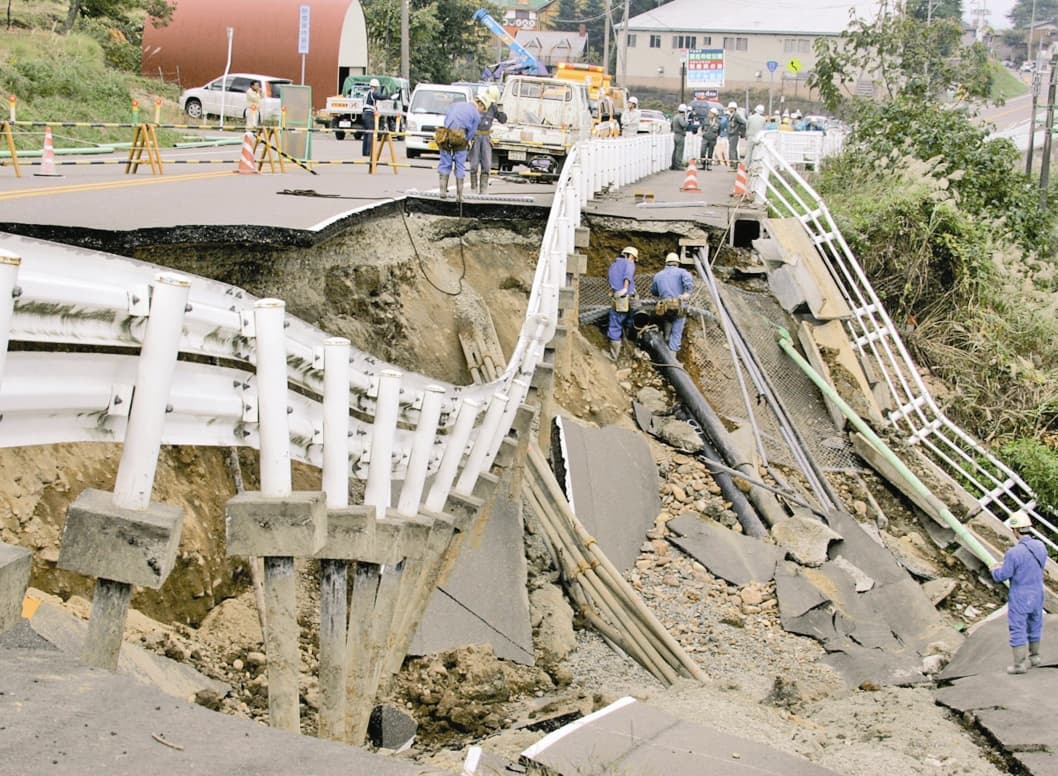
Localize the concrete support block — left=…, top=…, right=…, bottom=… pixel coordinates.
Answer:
left=344, top=561, right=381, bottom=744
left=357, top=518, right=409, bottom=566
left=762, top=218, right=851, bottom=321
left=82, top=578, right=133, bottom=670
left=471, top=471, right=500, bottom=503
left=225, top=491, right=326, bottom=558
left=558, top=286, right=576, bottom=313
left=0, top=543, right=32, bottom=634
left=315, top=505, right=376, bottom=561
left=573, top=227, right=590, bottom=250
left=58, top=488, right=183, bottom=589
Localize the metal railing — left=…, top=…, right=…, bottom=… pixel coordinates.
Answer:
left=0, top=131, right=672, bottom=516
left=747, top=134, right=1057, bottom=552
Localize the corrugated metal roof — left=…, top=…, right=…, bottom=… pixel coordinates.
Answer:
left=626, top=0, right=881, bottom=35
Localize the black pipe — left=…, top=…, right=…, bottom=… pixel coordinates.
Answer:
left=635, top=324, right=769, bottom=538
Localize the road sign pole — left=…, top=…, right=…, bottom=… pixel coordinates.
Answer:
left=1027, top=71, right=1040, bottom=175
left=1039, top=54, right=1058, bottom=205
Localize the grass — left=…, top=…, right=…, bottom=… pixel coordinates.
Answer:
left=990, top=62, right=1030, bottom=102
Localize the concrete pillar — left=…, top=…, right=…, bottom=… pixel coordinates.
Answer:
left=0, top=543, right=32, bottom=634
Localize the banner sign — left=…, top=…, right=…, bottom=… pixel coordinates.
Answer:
left=686, top=49, right=724, bottom=89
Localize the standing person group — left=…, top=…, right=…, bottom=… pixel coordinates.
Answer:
left=467, top=86, right=506, bottom=195
left=606, top=246, right=638, bottom=360
left=650, top=253, right=694, bottom=355
left=437, top=93, right=487, bottom=202
left=991, top=511, right=1047, bottom=674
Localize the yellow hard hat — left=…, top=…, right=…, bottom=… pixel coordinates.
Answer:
left=621, top=246, right=639, bottom=259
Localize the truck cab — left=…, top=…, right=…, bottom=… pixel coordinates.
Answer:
left=317, top=75, right=410, bottom=140
left=404, top=83, right=478, bottom=158
left=490, top=76, right=593, bottom=176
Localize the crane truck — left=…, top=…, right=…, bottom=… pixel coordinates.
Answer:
left=473, top=8, right=549, bottom=80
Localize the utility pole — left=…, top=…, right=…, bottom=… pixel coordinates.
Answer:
left=603, top=0, right=611, bottom=75
left=1039, top=54, right=1057, bottom=206
left=1027, top=70, right=1040, bottom=175
left=1030, top=0, right=1038, bottom=65
left=400, top=0, right=410, bottom=82
left=619, top=0, right=629, bottom=86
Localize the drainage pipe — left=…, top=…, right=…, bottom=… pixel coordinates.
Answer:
left=635, top=320, right=781, bottom=535
left=777, top=326, right=998, bottom=567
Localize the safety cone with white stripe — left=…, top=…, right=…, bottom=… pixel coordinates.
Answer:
left=679, top=158, right=700, bottom=192
left=34, top=126, right=62, bottom=177
left=731, top=162, right=748, bottom=197
left=235, top=131, right=258, bottom=175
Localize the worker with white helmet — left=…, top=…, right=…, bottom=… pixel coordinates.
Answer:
left=437, top=93, right=487, bottom=202
left=361, top=78, right=383, bottom=158
left=744, top=103, right=767, bottom=167
left=467, top=86, right=507, bottom=195
left=671, top=103, right=691, bottom=170
left=650, top=252, right=694, bottom=355
left=991, top=510, right=1047, bottom=674
left=606, top=246, right=639, bottom=360
left=621, top=95, right=641, bottom=136
left=725, top=100, right=746, bottom=170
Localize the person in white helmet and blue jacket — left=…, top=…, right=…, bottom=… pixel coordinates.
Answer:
left=990, top=510, right=1047, bottom=674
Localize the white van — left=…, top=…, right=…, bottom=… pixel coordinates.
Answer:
left=404, top=83, right=477, bottom=158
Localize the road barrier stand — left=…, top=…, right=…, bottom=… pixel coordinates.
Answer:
left=125, top=122, right=163, bottom=175
left=0, top=120, right=19, bottom=177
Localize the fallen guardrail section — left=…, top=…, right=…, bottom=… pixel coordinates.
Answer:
left=0, top=131, right=673, bottom=743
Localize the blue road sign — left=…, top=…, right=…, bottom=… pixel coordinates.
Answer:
left=766, top=60, right=778, bottom=73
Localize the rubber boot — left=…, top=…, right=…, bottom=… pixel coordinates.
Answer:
left=1007, top=645, right=1029, bottom=674
left=1029, top=641, right=1041, bottom=667
left=469, top=171, right=478, bottom=193
left=439, top=174, right=449, bottom=199
left=608, top=339, right=621, bottom=361
left=479, top=172, right=489, bottom=194
left=455, top=177, right=464, bottom=203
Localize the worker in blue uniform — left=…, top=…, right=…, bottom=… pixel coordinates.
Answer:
left=650, top=252, right=694, bottom=355
left=606, top=246, right=638, bottom=360
left=438, top=94, right=486, bottom=202
left=468, top=85, right=507, bottom=194
left=991, top=510, right=1047, bottom=674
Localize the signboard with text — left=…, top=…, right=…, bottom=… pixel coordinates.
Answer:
left=298, top=4, right=310, bottom=55
left=686, top=49, right=724, bottom=89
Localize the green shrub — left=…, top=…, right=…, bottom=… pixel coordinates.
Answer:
left=1001, top=438, right=1058, bottom=512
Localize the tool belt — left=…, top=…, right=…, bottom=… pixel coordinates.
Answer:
left=612, top=292, right=630, bottom=313
left=434, top=126, right=468, bottom=152
left=475, top=130, right=490, bottom=136
left=655, top=297, right=683, bottom=318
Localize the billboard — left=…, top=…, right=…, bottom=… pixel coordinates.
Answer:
left=686, top=48, right=724, bottom=89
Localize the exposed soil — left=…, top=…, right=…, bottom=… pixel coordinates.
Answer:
left=4, top=211, right=1019, bottom=775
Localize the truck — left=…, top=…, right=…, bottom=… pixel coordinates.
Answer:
left=553, top=61, right=619, bottom=137
left=315, top=74, right=410, bottom=141
left=490, top=75, right=594, bottom=176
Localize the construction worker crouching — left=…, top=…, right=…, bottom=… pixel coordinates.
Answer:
left=607, top=246, right=639, bottom=360
left=650, top=252, right=693, bottom=355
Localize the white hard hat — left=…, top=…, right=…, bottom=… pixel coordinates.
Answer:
left=708, top=107, right=718, bottom=115
left=476, top=88, right=492, bottom=109
left=487, top=85, right=501, bottom=102
left=628, top=96, right=638, bottom=104
left=369, top=78, right=380, bottom=88
left=755, top=104, right=764, bottom=114
left=621, top=246, right=639, bottom=259
left=677, top=104, right=687, bottom=112
left=727, top=101, right=737, bottom=109
left=665, top=252, right=680, bottom=264
left=1005, top=510, right=1032, bottom=530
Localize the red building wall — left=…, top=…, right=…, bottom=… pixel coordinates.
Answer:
left=142, top=0, right=366, bottom=109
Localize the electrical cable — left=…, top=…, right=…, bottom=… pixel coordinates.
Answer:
left=399, top=208, right=466, bottom=297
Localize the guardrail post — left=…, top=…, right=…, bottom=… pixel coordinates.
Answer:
left=58, top=273, right=190, bottom=671
left=424, top=397, right=482, bottom=512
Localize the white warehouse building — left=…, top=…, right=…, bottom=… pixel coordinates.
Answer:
left=618, top=0, right=880, bottom=97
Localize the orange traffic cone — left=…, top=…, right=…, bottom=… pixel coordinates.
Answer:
left=731, top=162, right=748, bottom=197
left=236, top=131, right=258, bottom=175
left=679, top=158, right=700, bottom=192
left=34, top=126, right=62, bottom=177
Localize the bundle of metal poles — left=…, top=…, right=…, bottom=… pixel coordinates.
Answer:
left=523, top=443, right=706, bottom=686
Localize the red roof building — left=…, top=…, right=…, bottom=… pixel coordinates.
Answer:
left=142, top=0, right=368, bottom=109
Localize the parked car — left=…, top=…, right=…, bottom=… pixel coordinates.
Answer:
left=638, top=109, right=671, bottom=134
left=1021, top=61, right=1036, bottom=72
left=180, top=73, right=292, bottom=122
left=404, top=83, right=478, bottom=158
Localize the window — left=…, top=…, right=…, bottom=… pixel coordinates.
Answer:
left=627, top=33, right=637, bottom=48
left=649, top=34, right=661, bottom=48
left=783, top=38, right=810, bottom=53
left=700, top=36, right=711, bottom=46
left=723, top=36, right=747, bottom=51
left=673, top=35, right=696, bottom=49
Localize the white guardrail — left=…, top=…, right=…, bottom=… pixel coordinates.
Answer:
left=0, top=132, right=673, bottom=515
left=747, top=132, right=1057, bottom=551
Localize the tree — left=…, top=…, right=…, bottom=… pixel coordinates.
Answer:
left=810, top=0, right=993, bottom=108
left=905, top=0, right=962, bottom=21
left=548, top=0, right=581, bottom=33
left=1009, top=0, right=1058, bottom=28
left=582, top=0, right=608, bottom=65
left=62, top=0, right=173, bottom=35
left=363, top=0, right=503, bottom=83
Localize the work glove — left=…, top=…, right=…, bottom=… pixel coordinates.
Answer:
left=614, top=289, right=627, bottom=298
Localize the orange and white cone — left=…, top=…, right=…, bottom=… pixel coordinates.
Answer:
left=679, top=158, right=701, bottom=192
left=236, top=131, right=258, bottom=175
left=34, top=126, right=62, bottom=177
left=731, top=162, right=748, bottom=197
